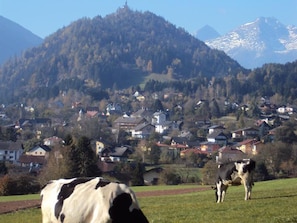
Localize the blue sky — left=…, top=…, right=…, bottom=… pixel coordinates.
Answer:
left=1, top=0, right=297, bottom=38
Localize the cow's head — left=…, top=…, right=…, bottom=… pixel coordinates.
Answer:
left=235, top=159, right=256, bottom=176
left=109, top=193, right=149, bottom=223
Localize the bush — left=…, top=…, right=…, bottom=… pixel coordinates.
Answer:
left=0, top=175, right=10, bottom=195
left=201, top=160, right=218, bottom=185
left=160, top=168, right=181, bottom=185
left=0, top=174, right=40, bottom=195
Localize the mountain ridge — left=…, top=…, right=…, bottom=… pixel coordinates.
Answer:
left=0, top=15, right=43, bottom=64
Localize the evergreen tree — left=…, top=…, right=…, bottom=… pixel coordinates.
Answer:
left=210, top=99, right=221, bottom=118
left=152, top=99, right=164, bottom=112
left=149, top=143, right=161, bottom=165
left=130, top=162, right=145, bottom=186
left=0, top=162, right=7, bottom=175
left=69, top=136, right=100, bottom=177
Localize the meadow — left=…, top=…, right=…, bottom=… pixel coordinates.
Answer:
left=1, top=178, right=297, bottom=223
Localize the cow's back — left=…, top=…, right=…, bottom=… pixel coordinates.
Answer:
left=41, top=178, right=76, bottom=223
left=40, top=177, right=148, bottom=223
left=59, top=178, right=111, bottom=223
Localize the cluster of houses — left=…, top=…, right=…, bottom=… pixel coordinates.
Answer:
left=0, top=99, right=294, bottom=182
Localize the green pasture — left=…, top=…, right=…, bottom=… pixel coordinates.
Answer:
left=1, top=178, right=297, bottom=223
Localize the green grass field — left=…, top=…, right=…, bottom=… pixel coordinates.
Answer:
left=1, top=178, right=297, bottom=223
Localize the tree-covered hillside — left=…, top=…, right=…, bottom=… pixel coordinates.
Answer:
left=142, top=60, right=297, bottom=106
left=0, top=6, right=245, bottom=104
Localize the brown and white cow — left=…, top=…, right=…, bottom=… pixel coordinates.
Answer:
left=212, top=159, right=256, bottom=203
left=40, top=177, right=149, bottom=223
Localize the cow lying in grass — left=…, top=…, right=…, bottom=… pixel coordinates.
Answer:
left=40, top=177, right=149, bottom=223
left=212, top=159, right=256, bottom=203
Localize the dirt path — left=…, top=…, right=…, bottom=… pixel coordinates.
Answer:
left=0, top=186, right=210, bottom=214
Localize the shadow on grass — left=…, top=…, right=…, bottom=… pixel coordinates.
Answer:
left=253, top=193, right=297, bottom=200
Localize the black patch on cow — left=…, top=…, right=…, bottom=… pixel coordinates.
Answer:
left=60, top=213, right=65, bottom=223
left=244, top=159, right=256, bottom=173
left=95, top=178, right=111, bottom=189
left=109, top=193, right=149, bottom=223
left=54, top=177, right=94, bottom=219
left=216, top=162, right=236, bottom=183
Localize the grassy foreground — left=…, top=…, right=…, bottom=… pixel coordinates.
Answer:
left=1, top=178, right=297, bottom=223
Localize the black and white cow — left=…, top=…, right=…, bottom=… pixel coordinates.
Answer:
left=213, top=159, right=256, bottom=203
left=40, top=177, right=149, bottom=223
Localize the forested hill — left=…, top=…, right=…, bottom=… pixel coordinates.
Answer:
left=0, top=6, right=245, bottom=103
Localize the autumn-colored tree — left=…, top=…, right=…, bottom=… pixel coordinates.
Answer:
left=38, top=145, right=72, bottom=186
left=201, top=160, right=218, bottom=185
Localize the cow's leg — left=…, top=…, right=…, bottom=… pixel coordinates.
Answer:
left=216, top=182, right=228, bottom=203
left=215, top=182, right=222, bottom=203
left=221, top=189, right=225, bottom=202
left=243, top=180, right=252, bottom=200
left=216, top=185, right=221, bottom=203
left=221, top=184, right=228, bottom=202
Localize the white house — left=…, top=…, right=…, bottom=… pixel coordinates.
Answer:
left=26, top=145, right=51, bottom=156
left=155, top=121, right=172, bottom=134
left=277, top=106, right=293, bottom=114
left=43, top=136, right=64, bottom=146
left=131, top=123, right=155, bottom=139
left=0, top=141, right=23, bottom=164
left=152, top=111, right=166, bottom=125
left=207, top=131, right=228, bottom=146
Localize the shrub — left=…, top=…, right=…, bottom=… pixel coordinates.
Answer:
left=0, top=175, right=10, bottom=195
left=160, top=167, right=181, bottom=185
left=0, top=174, right=40, bottom=195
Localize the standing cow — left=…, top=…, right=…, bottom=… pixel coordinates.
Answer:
left=40, top=177, right=149, bottom=223
left=212, top=159, right=256, bottom=203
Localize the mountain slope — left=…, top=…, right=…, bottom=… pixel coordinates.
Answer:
left=205, top=17, right=297, bottom=68
left=0, top=7, right=246, bottom=103
left=0, top=16, right=43, bottom=64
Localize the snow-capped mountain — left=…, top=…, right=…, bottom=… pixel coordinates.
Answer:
left=205, top=17, right=297, bottom=69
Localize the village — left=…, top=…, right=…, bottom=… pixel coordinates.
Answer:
left=0, top=90, right=295, bottom=187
